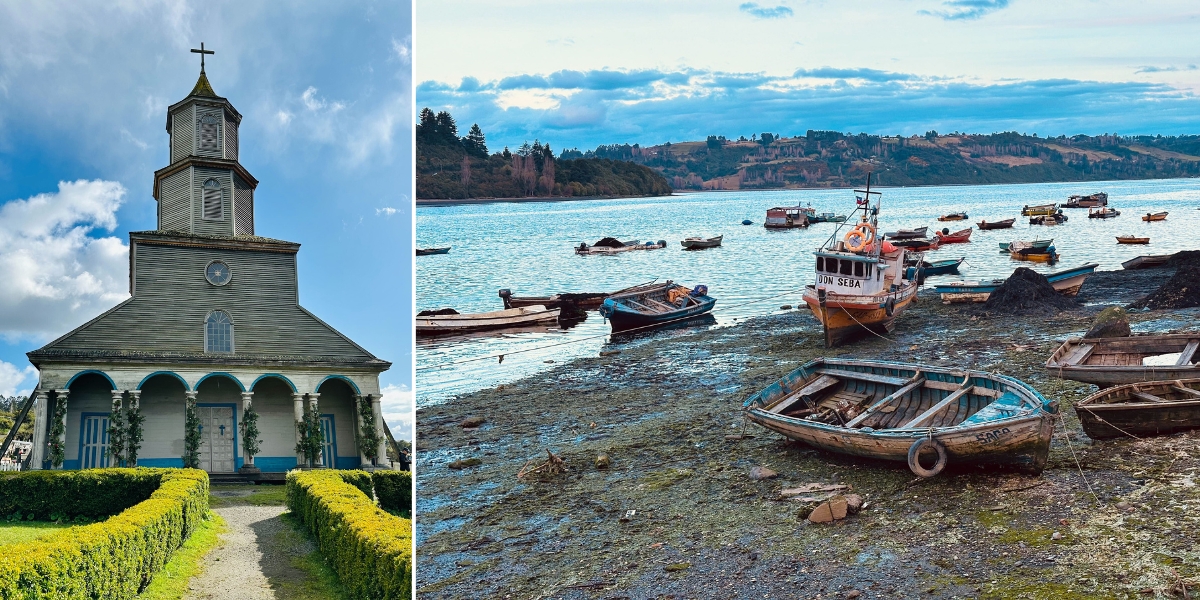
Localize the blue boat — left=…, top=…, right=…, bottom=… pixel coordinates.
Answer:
left=933, top=262, right=1098, bottom=303
left=906, top=257, right=965, bottom=281
left=598, top=281, right=716, bottom=332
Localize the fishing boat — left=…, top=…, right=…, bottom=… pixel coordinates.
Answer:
left=938, top=212, right=969, bottom=222
left=977, top=218, right=1016, bottom=230
left=1004, top=239, right=1054, bottom=254
left=1046, top=333, right=1200, bottom=387
left=1074, top=379, right=1200, bottom=440
left=416, top=247, right=451, bottom=256
left=802, top=174, right=919, bottom=347
left=933, top=262, right=1097, bottom=303
left=892, top=238, right=940, bottom=252
left=765, top=206, right=809, bottom=228
left=681, top=235, right=723, bottom=249
left=1011, top=250, right=1059, bottom=264
left=1021, top=203, right=1057, bottom=216
left=1029, top=212, right=1067, bottom=225
left=1064, top=193, right=1108, bottom=208
left=1088, top=207, right=1120, bottom=219
left=809, top=212, right=848, bottom=223
left=416, top=305, right=560, bottom=336
left=1116, top=235, right=1149, bottom=245
left=575, top=238, right=667, bottom=255
left=1122, top=254, right=1173, bottom=270
left=1142, top=211, right=1168, bottom=222
left=742, top=358, right=1058, bottom=477
left=935, top=227, right=972, bottom=244
left=883, top=226, right=928, bottom=240
left=598, top=281, right=716, bottom=332
left=907, top=257, right=965, bottom=280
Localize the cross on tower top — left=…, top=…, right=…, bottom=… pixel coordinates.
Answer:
left=190, top=42, right=214, bottom=72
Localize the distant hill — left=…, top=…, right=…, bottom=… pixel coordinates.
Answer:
left=559, top=131, right=1200, bottom=190
left=416, top=109, right=671, bottom=200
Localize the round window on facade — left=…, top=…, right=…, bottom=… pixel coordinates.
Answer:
left=205, top=260, right=232, bottom=286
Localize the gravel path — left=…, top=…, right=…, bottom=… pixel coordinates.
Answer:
left=184, top=505, right=315, bottom=600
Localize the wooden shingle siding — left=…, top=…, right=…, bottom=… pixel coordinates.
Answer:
left=193, top=167, right=233, bottom=236
left=234, top=175, right=254, bottom=235
left=158, top=170, right=191, bottom=233
left=224, top=117, right=239, bottom=161
left=194, top=106, right=224, bottom=158
left=45, top=242, right=374, bottom=361
left=170, top=105, right=194, bottom=164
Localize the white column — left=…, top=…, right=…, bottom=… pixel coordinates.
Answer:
left=54, top=389, right=70, bottom=469
left=353, top=394, right=369, bottom=467
left=370, top=393, right=388, bottom=468
left=29, top=390, right=49, bottom=470
left=292, top=393, right=305, bottom=467
left=240, top=392, right=254, bottom=467
left=308, top=393, right=322, bottom=467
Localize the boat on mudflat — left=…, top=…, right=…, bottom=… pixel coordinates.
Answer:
left=935, top=227, right=972, bottom=244
left=742, top=358, right=1059, bottom=477
left=598, top=281, right=716, bottom=332
left=1116, top=235, right=1149, bottom=245
left=1142, top=211, right=1168, bottom=222
left=416, top=246, right=451, bottom=256
left=416, top=305, right=560, bottom=336
left=681, top=235, right=723, bottom=249
left=1122, top=254, right=1173, bottom=270
left=802, top=174, right=919, bottom=347
left=977, top=218, right=1016, bottom=230
left=883, top=226, right=928, bottom=240
left=933, top=262, right=1097, bottom=303
left=1021, top=203, right=1057, bottom=216
left=938, top=212, right=968, bottom=222
left=1064, top=193, right=1108, bottom=208
left=1074, top=378, right=1200, bottom=440
left=1045, top=333, right=1200, bottom=387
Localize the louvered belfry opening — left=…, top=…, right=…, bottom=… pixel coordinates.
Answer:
left=202, top=178, right=223, bottom=220
left=197, top=114, right=220, bottom=152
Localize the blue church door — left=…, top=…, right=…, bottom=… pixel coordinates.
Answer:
left=81, top=415, right=110, bottom=469
left=320, top=415, right=336, bottom=469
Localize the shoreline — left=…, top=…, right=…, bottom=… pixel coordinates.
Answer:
left=416, top=266, right=1200, bottom=598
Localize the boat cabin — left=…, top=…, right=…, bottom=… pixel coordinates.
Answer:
left=814, top=250, right=898, bottom=295
left=765, top=206, right=808, bottom=228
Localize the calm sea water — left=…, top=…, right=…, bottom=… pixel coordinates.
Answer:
left=416, top=178, right=1200, bottom=406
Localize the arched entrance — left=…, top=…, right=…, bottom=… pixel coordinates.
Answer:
left=137, top=372, right=189, bottom=468
left=248, top=375, right=298, bottom=472
left=315, top=377, right=360, bottom=470
left=194, top=373, right=243, bottom=473
left=64, top=371, right=116, bottom=470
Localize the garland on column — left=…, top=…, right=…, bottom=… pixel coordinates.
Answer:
left=295, top=403, right=324, bottom=468
left=108, top=394, right=127, bottom=466
left=357, top=397, right=381, bottom=466
left=242, top=405, right=261, bottom=462
left=48, top=398, right=67, bottom=468
left=126, top=400, right=144, bottom=467
left=183, top=397, right=202, bottom=469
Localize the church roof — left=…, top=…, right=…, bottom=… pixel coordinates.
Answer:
left=190, top=70, right=218, bottom=97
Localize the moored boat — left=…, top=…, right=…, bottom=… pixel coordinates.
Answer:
left=1122, top=254, right=1173, bottom=270
left=802, top=174, right=919, bottom=347
left=416, top=246, right=451, bottom=256
left=938, top=212, right=968, bottom=221
left=1011, top=250, right=1059, bottom=263
left=977, top=218, right=1016, bottom=230
left=907, top=257, right=965, bottom=280
left=933, top=262, right=1097, bottom=303
left=1064, top=192, right=1108, bottom=208
left=765, top=206, right=809, bottom=228
left=416, top=305, right=560, bottom=336
left=1074, top=378, right=1200, bottom=440
left=681, top=235, right=723, bottom=249
left=1045, top=333, right=1200, bottom=386
left=883, top=226, right=928, bottom=240
left=809, top=212, right=848, bottom=223
left=1142, top=211, right=1168, bottom=222
left=575, top=237, right=667, bottom=255
left=742, top=358, right=1058, bottom=477
left=934, top=227, right=972, bottom=244
left=1088, top=207, right=1120, bottom=219
left=598, top=281, right=716, bottom=332
left=1029, top=211, right=1067, bottom=225
left=892, top=238, right=940, bottom=252
left=1116, top=235, right=1149, bottom=245
left=1006, top=239, right=1054, bottom=255
left=1021, top=203, right=1057, bottom=216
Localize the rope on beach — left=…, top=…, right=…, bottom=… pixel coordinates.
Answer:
left=415, top=286, right=813, bottom=371
left=1057, top=412, right=1100, bottom=505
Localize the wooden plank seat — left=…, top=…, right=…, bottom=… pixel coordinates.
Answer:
left=769, top=375, right=840, bottom=414
left=846, top=374, right=926, bottom=427
left=1177, top=340, right=1200, bottom=366
left=815, top=369, right=911, bottom=387
left=1060, top=343, right=1095, bottom=366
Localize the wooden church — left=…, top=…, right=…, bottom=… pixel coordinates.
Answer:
left=25, top=49, right=392, bottom=476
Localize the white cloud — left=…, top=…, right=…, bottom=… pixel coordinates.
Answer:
left=0, top=180, right=130, bottom=342
left=392, top=36, right=411, bottom=65
left=380, top=383, right=412, bottom=442
left=375, top=207, right=398, bottom=216
left=0, top=361, right=36, bottom=397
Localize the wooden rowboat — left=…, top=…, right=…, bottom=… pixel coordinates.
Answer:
left=681, top=235, right=723, bottom=249
left=598, top=281, right=716, bottom=332
left=1074, top=378, right=1200, bottom=440
left=1021, top=203, right=1057, bottom=216
left=416, top=246, right=451, bottom=256
left=1142, top=211, right=1168, bottom=222
left=934, top=228, right=972, bottom=244
left=933, top=262, right=1096, bottom=303
left=892, top=238, right=940, bottom=252
left=938, top=212, right=968, bottom=221
left=883, top=226, right=928, bottom=240
left=1116, top=235, right=1149, bottom=245
left=743, top=358, right=1059, bottom=476
left=977, top=218, right=1016, bottom=230
left=1045, top=333, right=1200, bottom=387
left=1122, top=254, right=1173, bottom=270
left=416, top=305, right=560, bottom=336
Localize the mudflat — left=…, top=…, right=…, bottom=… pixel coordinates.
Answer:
left=417, top=267, right=1200, bottom=599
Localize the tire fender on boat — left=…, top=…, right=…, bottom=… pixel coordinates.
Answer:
left=885, top=298, right=896, bottom=317
left=907, top=437, right=948, bottom=477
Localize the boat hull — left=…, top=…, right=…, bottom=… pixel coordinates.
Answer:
left=977, top=219, right=1016, bottom=230
left=1076, top=400, right=1200, bottom=440
left=802, top=285, right=918, bottom=346
left=681, top=236, right=722, bottom=249
left=1122, top=254, right=1172, bottom=270
left=936, top=263, right=1096, bottom=303
left=604, top=296, right=716, bottom=332
left=1046, top=334, right=1200, bottom=386
left=1022, top=205, right=1057, bottom=216
left=416, top=306, right=560, bottom=336
left=1116, top=237, right=1149, bottom=244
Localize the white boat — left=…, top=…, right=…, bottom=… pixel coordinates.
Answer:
left=681, top=235, right=723, bottom=249
left=416, top=305, right=560, bottom=336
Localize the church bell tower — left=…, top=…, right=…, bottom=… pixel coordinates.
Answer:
left=153, top=43, right=259, bottom=236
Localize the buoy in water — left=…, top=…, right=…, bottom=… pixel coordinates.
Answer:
left=742, top=219, right=753, bottom=225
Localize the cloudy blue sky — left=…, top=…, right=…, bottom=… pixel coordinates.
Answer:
left=0, top=1, right=414, bottom=437
left=417, top=0, right=1200, bottom=152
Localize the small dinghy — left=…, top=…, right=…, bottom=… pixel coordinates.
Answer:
left=1088, top=207, right=1120, bottom=219
left=1046, top=333, right=1200, bottom=386
left=743, top=358, right=1058, bottom=477
left=809, top=212, right=848, bottom=223
left=576, top=237, right=667, bottom=255
left=598, top=281, right=715, bottom=332
left=1142, top=211, right=1168, bottom=222
left=934, top=227, right=972, bottom=244
left=977, top=218, right=1016, bottom=230
left=883, top=226, right=928, bottom=240
left=681, top=235, right=723, bottom=249
left=891, top=238, right=940, bottom=252
left=907, top=257, right=965, bottom=280
left=937, top=212, right=968, bottom=221
left=1116, top=235, right=1149, bottom=244
left=416, top=246, right=451, bottom=256
left=1122, top=254, right=1173, bottom=270
left=934, top=262, right=1096, bottom=303
left=416, top=305, right=560, bottom=336
left=1074, top=378, right=1200, bottom=440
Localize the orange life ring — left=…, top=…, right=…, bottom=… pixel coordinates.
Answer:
left=844, top=223, right=876, bottom=252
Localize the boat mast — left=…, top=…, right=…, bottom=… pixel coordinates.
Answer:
left=852, top=172, right=882, bottom=258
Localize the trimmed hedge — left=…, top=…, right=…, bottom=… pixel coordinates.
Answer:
left=287, top=470, right=412, bottom=599
left=0, top=468, right=162, bottom=521
left=371, top=471, right=412, bottom=514
left=0, top=468, right=209, bottom=598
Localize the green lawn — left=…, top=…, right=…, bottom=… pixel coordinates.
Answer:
left=0, top=520, right=73, bottom=546
left=207, top=483, right=287, bottom=507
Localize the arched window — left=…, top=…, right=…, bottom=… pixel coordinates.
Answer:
left=202, top=178, right=223, bottom=220
left=205, top=311, right=234, bottom=353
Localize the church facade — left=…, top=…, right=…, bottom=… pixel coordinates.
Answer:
left=26, top=65, right=391, bottom=474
